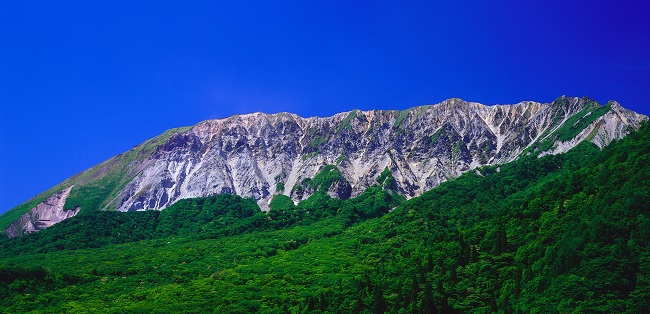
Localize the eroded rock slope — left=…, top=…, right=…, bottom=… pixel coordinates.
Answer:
left=5, top=186, right=80, bottom=237
left=113, top=96, right=646, bottom=211
left=2, top=96, right=646, bottom=237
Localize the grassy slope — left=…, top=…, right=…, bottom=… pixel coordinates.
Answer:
left=0, top=127, right=191, bottom=233
left=521, top=99, right=610, bottom=156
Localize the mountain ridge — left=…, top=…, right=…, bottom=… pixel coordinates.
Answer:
left=1, top=120, right=648, bottom=312
left=1, top=96, right=646, bottom=236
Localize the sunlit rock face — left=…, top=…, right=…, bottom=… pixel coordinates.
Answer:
left=111, top=96, right=647, bottom=212
left=5, top=186, right=80, bottom=237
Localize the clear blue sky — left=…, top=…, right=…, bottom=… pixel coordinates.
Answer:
left=1, top=1, right=649, bottom=213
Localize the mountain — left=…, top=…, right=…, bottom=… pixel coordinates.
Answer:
left=1, top=96, right=646, bottom=236
left=0, top=118, right=648, bottom=313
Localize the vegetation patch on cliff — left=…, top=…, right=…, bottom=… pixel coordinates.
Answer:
left=298, top=165, right=348, bottom=193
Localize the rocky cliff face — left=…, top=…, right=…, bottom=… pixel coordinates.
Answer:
left=2, top=96, right=646, bottom=236
left=109, top=96, right=646, bottom=212
left=5, top=186, right=80, bottom=237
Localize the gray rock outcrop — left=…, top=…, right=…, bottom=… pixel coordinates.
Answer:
left=5, top=186, right=80, bottom=237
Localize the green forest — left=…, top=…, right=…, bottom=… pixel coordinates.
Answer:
left=0, top=122, right=649, bottom=313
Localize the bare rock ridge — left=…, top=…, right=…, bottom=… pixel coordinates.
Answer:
left=5, top=186, right=80, bottom=237
left=115, top=96, right=646, bottom=212
left=2, top=96, right=647, bottom=236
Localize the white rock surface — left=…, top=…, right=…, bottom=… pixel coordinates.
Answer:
left=111, top=97, right=647, bottom=212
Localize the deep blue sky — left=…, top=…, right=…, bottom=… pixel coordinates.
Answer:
left=1, top=1, right=649, bottom=213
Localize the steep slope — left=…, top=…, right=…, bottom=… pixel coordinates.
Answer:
left=4, top=186, right=80, bottom=237
left=0, top=127, right=190, bottom=236
left=110, top=96, right=646, bottom=212
left=1, top=96, right=646, bottom=236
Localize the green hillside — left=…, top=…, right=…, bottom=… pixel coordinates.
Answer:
left=0, top=122, right=648, bottom=313
left=0, top=127, right=191, bottom=234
